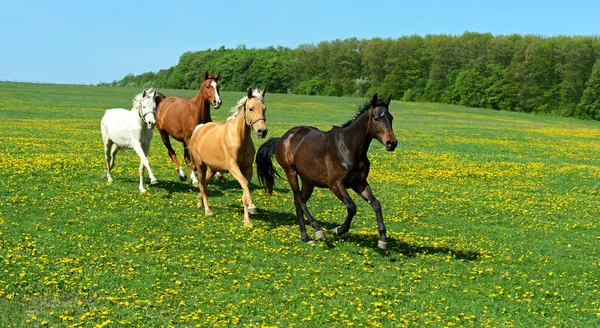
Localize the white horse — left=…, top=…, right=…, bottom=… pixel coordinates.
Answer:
left=101, top=89, right=159, bottom=192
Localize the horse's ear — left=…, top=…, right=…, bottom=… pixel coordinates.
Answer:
left=260, top=87, right=266, bottom=97
left=384, top=94, right=392, bottom=106
left=247, top=88, right=253, bottom=99
left=142, top=89, right=147, bottom=97
left=215, top=72, right=221, bottom=80
left=204, top=71, right=209, bottom=80
left=371, top=93, right=378, bottom=107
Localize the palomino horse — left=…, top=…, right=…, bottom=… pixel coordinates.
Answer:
left=101, top=89, right=158, bottom=192
left=155, top=71, right=222, bottom=186
left=256, top=94, right=397, bottom=249
left=190, top=88, right=268, bottom=227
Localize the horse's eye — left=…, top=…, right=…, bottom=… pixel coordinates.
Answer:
left=373, top=117, right=378, bottom=121
left=249, top=107, right=254, bottom=112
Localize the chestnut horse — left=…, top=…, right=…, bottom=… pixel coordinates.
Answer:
left=190, top=88, right=267, bottom=227
left=155, top=71, right=222, bottom=186
left=256, top=94, right=397, bottom=249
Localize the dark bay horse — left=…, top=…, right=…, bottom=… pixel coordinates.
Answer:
left=155, top=71, right=222, bottom=186
left=256, top=94, right=397, bottom=249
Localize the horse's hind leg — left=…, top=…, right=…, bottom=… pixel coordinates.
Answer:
left=330, top=181, right=357, bottom=238
left=353, top=182, right=388, bottom=250
left=109, top=144, right=118, bottom=169
left=197, top=167, right=215, bottom=208
left=300, top=179, right=324, bottom=239
left=197, top=164, right=213, bottom=216
left=159, top=130, right=186, bottom=181
left=183, top=142, right=198, bottom=187
left=284, top=169, right=318, bottom=244
left=104, top=139, right=114, bottom=184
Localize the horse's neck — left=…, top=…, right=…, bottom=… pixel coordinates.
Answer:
left=340, top=114, right=372, bottom=159
left=230, top=110, right=252, bottom=142
left=192, top=92, right=211, bottom=123
left=130, top=107, right=145, bottom=128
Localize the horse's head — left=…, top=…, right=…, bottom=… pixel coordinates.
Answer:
left=201, top=71, right=222, bottom=109
left=368, top=93, right=397, bottom=151
left=244, top=88, right=268, bottom=138
left=139, top=89, right=158, bottom=129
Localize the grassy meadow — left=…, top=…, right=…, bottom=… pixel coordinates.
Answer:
left=0, top=81, right=599, bottom=327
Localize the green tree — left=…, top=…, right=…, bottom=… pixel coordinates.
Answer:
left=576, top=58, right=600, bottom=119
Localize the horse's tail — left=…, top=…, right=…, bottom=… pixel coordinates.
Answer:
left=256, top=137, right=281, bottom=195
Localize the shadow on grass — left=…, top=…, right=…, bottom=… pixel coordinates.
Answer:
left=392, top=241, right=480, bottom=261
left=151, top=175, right=286, bottom=195
left=337, top=233, right=480, bottom=260
left=214, top=204, right=481, bottom=261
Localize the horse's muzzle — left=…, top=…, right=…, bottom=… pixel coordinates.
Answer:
left=385, top=139, right=397, bottom=151
left=256, top=129, right=268, bottom=139
left=213, top=100, right=222, bottom=109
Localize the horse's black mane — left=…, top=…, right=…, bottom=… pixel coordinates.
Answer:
left=341, top=99, right=385, bottom=128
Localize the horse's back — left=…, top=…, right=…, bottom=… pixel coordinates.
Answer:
left=101, top=108, right=130, bottom=129
left=277, top=126, right=328, bottom=165
left=277, top=126, right=354, bottom=187
left=101, top=108, right=135, bottom=146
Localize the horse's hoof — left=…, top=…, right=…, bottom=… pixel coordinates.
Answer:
left=377, top=240, right=389, bottom=250
left=307, top=240, right=316, bottom=245
left=139, top=188, right=147, bottom=193
left=107, top=179, right=113, bottom=184
left=205, top=211, right=214, bottom=217
left=248, top=207, right=258, bottom=215
left=331, top=227, right=341, bottom=236
left=315, top=230, right=325, bottom=239
left=244, top=221, right=253, bottom=228
left=196, top=202, right=203, bottom=208
left=179, top=175, right=187, bottom=182
left=150, top=179, right=158, bottom=185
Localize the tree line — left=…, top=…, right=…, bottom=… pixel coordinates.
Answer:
left=101, top=33, right=600, bottom=120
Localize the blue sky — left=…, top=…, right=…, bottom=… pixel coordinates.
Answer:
left=0, top=0, right=597, bottom=85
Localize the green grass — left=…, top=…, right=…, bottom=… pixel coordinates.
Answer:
left=0, top=81, right=599, bottom=327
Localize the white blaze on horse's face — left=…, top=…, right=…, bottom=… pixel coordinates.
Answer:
left=211, top=81, right=222, bottom=109
left=141, top=95, right=157, bottom=129
left=144, top=112, right=156, bottom=129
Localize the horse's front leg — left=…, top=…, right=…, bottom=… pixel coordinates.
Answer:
left=330, top=181, right=357, bottom=237
left=142, top=141, right=158, bottom=185
left=228, top=164, right=253, bottom=227
left=103, top=140, right=114, bottom=184
left=183, top=141, right=198, bottom=187
left=132, top=142, right=155, bottom=192
left=242, top=166, right=257, bottom=215
left=353, top=182, right=388, bottom=250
